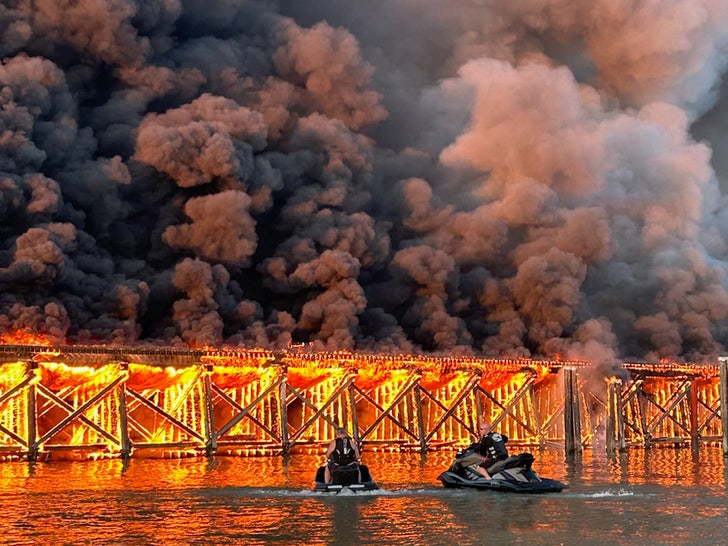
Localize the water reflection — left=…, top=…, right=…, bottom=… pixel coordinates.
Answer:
left=0, top=447, right=726, bottom=545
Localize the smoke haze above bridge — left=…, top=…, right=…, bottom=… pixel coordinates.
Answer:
left=2, top=0, right=728, bottom=366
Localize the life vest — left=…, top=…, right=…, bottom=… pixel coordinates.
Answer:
left=330, top=437, right=357, bottom=465
left=484, top=432, right=508, bottom=464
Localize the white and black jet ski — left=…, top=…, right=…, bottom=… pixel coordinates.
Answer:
left=313, top=462, right=379, bottom=493
left=438, top=451, right=567, bottom=494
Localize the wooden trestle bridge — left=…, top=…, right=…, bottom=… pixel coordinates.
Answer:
left=0, top=344, right=727, bottom=461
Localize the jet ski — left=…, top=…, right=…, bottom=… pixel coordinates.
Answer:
left=313, top=462, right=379, bottom=492
left=438, top=451, right=567, bottom=494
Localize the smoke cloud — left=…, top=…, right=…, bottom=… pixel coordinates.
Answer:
left=2, top=0, right=728, bottom=368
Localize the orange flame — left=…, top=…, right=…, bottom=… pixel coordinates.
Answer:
left=0, top=328, right=56, bottom=346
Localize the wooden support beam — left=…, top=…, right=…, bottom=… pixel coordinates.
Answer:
left=0, top=373, right=34, bottom=408
left=278, top=368, right=289, bottom=454
left=35, top=383, right=122, bottom=447
left=689, top=380, right=699, bottom=451
left=215, top=375, right=285, bottom=440
left=526, top=382, right=544, bottom=447
left=211, top=384, right=279, bottom=442
left=606, top=377, right=625, bottom=452
left=564, top=367, right=582, bottom=454
left=477, top=376, right=539, bottom=437
left=26, top=362, right=38, bottom=461
left=348, top=381, right=360, bottom=447
left=203, top=365, right=216, bottom=456
left=719, top=358, right=728, bottom=457
left=644, top=379, right=691, bottom=438
left=695, top=391, right=721, bottom=437
left=36, top=373, right=126, bottom=447
left=424, top=374, right=481, bottom=443
left=287, top=375, right=356, bottom=446
left=358, top=373, right=421, bottom=442
left=414, top=384, right=427, bottom=453
left=0, top=422, right=26, bottom=447
left=117, top=363, right=131, bottom=458
left=418, top=386, right=475, bottom=435
left=285, top=384, right=341, bottom=433
left=126, top=387, right=206, bottom=444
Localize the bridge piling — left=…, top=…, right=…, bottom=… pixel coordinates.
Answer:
left=564, top=367, right=582, bottom=454
left=720, top=358, right=728, bottom=457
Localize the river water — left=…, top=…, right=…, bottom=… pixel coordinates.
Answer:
left=1, top=447, right=727, bottom=545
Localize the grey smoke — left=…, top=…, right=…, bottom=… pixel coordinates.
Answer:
left=1, top=0, right=728, bottom=369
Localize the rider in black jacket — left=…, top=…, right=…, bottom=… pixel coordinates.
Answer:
left=472, top=422, right=508, bottom=465
left=465, top=422, right=509, bottom=478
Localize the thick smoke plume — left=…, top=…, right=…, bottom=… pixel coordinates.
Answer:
left=2, top=0, right=728, bottom=369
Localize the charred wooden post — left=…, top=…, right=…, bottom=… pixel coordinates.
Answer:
left=26, top=360, right=38, bottom=462
left=414, top=382, right=427, bottom=453
left=564, top=367, right=582, bottom=454
left=279, top=365, right=290, bottom=454
left=720, top=358, right=728, bottom=457
left=689, top=379, right=699, bottom=451
left=605, top=377, right=625, bottom=453
left=117, top=362, right=132, bottom=458
left=347, top=380, right=360, bottom=447
left=202, top=364, right=216, bottom=456
left=474, top=379, right=484, bottom=432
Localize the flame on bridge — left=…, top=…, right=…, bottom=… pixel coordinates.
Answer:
left=0, top=329, right=722, bottom=460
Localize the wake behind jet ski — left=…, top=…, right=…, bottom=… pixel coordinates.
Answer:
left=313, top=426, right=379, bottom=493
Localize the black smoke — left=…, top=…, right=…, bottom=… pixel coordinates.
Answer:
left=2, top=0, right=728, bottom=367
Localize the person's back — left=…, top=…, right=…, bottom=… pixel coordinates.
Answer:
left=324, top=427, right=361, bottom=483
left=330, top=435, right=357, bottom=465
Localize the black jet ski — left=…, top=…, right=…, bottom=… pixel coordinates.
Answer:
left=438, top=451, right=567, bottom=494
left=313, top=462, right=379, bottom=492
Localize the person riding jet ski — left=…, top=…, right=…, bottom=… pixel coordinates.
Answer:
left=325, top=427, right=361, bottom=484
left=458, top=421, right=509, bottom=479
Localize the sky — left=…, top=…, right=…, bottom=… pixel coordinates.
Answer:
left=2, top=0, right=728, bottom=367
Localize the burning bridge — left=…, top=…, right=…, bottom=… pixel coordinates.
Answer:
left=0, top=344, right=727, bottom=461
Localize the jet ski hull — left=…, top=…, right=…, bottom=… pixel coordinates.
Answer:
left=438, top=452, right=567, bottom=494
left=313, top=463, right=379, bottom=492
left=438, top=470, right=566, bottom=493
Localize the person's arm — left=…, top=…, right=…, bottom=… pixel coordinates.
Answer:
left=326, top=440, right=336, bottom=458
left=352, top=439, right=361, bottom=460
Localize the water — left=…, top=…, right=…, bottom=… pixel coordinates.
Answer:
left=1, top=447, right=727, bottom=545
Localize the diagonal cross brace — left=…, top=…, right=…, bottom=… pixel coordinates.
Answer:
left=696, top=395, right=721, bottom=435
left=423, top=374, right=481, bottom=443
left=287, top=375, right=356, bottom=445
left=36, top=375, right=126, bottom=446
left=477, top=376, right=537, bottom=436
left=215, top=375, right=285, bottom=440
left=0, top=374, right=35, bottom=409
left=126, top=387, right=206, bottom=443
left=212, top=383, right=280, bottom=442
left=359, top=372, right=420, bottom=441
left=644, top=378, right=691, bottom=437
left=0, top=422, right=27, bottom=447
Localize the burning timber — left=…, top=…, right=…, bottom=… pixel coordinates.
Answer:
left=0, top=344, right=727, bottom=462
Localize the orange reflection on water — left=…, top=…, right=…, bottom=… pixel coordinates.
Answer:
left=0, top=448, right=726, bottom=545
